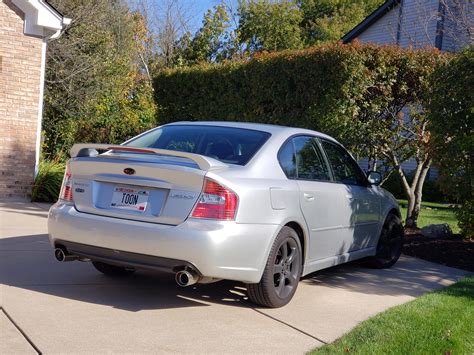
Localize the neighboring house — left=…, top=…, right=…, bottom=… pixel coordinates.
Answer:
left=0, top=0, right=69, bottom=200
left=342, top=0, right=472, bottom=178
left=342, top=0, right=473, bottom=51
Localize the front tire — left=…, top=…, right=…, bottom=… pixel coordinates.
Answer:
left=247, top=226, right=302, bottom=308
left=92, top=261, right=135, bottom=277
left=365, top=213, right=404, bottom=269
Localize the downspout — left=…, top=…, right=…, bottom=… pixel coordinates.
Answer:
left=396, top=0, right=404, bottom=45
left=34, top=38, right=47, bottom=177
left=435, top=0, right=446, bottom=50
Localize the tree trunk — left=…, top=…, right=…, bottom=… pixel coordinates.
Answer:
left=388, top=149, right=432, bottom=229
left=405, top=158, right=432, bottom=228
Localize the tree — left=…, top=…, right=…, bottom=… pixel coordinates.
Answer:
left=237, top=0, right=304, bottom=53
left=316, top=45, right=443, bottom=228
left=298, top=0, right=383, bottom=44
left=429, top=48, right=473, bottom=237
left=44, top=0, right=156, bottom=159
left=177, top=4, right=234, bottom=65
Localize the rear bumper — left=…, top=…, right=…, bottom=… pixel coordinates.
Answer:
left=48, top=203, right=280, bottom=283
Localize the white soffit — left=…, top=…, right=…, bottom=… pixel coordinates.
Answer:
left=12, top=0, right=71, bottom=39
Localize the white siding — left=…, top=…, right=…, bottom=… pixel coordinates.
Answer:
left=358, top=6, right=400, bottom=45
left=441, top=0, right=474, bottom=52
left=398, top=0, right=440, bottom=48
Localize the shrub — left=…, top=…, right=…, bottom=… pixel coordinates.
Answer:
left=32, top=159, right=65, bottom=203
left=153, top=42, right=440, bottom=130
left=456, top=200, right=474, bottom=239
left=429, top=47, right=473, bottom=238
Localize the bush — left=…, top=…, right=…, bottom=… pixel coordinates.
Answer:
left=456, top=200, right=474, bottom=239
left=153, top=42, right=440, bottom=132
left=429, top=47, right=473, bottom=239
left=31, top=160, right=65, bottom=203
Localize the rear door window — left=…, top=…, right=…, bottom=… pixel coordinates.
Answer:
left=320, top=140, right=367, bottom=186
left=278, top=136, right=330, bottom=181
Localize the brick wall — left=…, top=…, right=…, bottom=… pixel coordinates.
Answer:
left=0, top=0, right=43, bottom=200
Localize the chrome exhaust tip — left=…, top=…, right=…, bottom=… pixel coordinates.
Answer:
left=175, top=269, right=200, bottom=287
left=54, top=247, right=77, bottom=262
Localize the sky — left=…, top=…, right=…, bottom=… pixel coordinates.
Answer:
left=187, top=1, right=238, bottom=33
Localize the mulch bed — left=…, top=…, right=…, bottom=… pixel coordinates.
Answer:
left=403, top=231, right=474, bottom=272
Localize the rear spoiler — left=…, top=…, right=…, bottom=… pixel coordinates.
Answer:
left=70, top=144, right=228, bottom=171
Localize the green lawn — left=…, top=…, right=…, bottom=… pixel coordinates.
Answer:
left=398, top=199, right=460, bottom=234
left=310, top=277, right=474, bottom=354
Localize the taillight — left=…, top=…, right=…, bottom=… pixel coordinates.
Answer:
left=191, top=178, right=238, bottom=220
left=59, top=162, right=73, bottom=202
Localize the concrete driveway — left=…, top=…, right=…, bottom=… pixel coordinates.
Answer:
left=1, top=202, right=471, bottom=354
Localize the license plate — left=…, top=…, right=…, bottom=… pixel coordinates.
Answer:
left=110, top=186, right=149, bottom=212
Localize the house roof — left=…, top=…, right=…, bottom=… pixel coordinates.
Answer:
left=341, top=0, right=401, bottom=43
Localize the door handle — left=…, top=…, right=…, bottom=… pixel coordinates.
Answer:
left=303, top=193, right=314, bottom=201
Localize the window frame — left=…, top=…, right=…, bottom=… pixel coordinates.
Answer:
left=277, top=134, right=333, bottom=183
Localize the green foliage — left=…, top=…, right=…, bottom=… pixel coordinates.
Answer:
left=456, top=200, right=474, bottom=239
left=429, top=48, right=473, bottom=203
left=185, top=4, right=233, bottom=64
left=428, top=48, right=473, bottom=238
left=154, top=42, right=440, bottom=132
left=43, top=0, right=156, bottom=160
left=238, top=0, right=304, bottom=52
left=298, top=0, right=383, bottom=43
left=31, top=159, right=66, bottom=202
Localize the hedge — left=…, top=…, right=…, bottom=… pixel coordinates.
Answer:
left=153, top=42, right=442, bottom=131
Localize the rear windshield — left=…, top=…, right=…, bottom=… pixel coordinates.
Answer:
left=125, top=125, right=271, bottom=166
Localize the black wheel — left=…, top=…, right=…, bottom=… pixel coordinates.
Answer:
left=364, top=213, right=404, bottom=269
left=92, top=261, right=135, bottom=277
left=247, top=226, right=302, bottom=308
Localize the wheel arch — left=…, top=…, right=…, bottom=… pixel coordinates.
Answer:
left=284, top=221, right=307, bottom=265
left=388, top=208, right=401, bottom=219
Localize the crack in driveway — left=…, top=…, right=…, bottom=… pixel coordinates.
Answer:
left=1, top=306, right=42, bottom=354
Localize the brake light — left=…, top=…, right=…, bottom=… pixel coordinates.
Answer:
left=191, top=178, right=238, bottom=220
left=59, top=163, right=73, bottom=202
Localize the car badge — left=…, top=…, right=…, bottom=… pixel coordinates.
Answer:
left=123, top=168, right=135, bottom=175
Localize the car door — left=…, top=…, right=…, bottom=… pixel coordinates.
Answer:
left=279, top=136, right=352, bottom=261
left=319, top=139, right=381, bottom=250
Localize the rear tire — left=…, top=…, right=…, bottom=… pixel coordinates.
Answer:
left=364, top=213, right=404, bottom=269
left=92, top=261, right=135, bottom=277
left=246, top=226, right=302, bottom=308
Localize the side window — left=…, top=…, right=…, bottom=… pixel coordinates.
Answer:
left=321, top=140, right=367, bottom=186
left=278, top=140, right=297, bottom=178
left=293, top=136, right=331, bottom=181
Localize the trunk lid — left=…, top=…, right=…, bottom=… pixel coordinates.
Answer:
left=68, top=145, right=227, bottom=225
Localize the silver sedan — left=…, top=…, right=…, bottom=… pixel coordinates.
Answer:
left=48, top=122, right=403, bottom=307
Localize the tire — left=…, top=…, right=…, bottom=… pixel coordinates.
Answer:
left=364, top=213, right=404, bottom=269
left=246, top=226, right=302, bottom=308
left=92, top=261, right=135, bottom=277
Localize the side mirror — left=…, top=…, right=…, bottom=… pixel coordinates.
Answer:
left=367, top=171, right=382, bottom=186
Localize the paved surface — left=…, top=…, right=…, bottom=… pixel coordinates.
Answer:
left=0, top=202, right=471, bottom=354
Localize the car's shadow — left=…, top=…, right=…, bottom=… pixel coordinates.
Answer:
left=0, top=234, right=251, bottom=311
left=1, top=234, right=469, bottom=312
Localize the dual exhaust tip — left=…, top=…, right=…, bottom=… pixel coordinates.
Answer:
left=54, top=247, right=78, bottom=262
left=55, top=247, right=200, bottom=287
left=175, top=269, right=200, bottom=287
